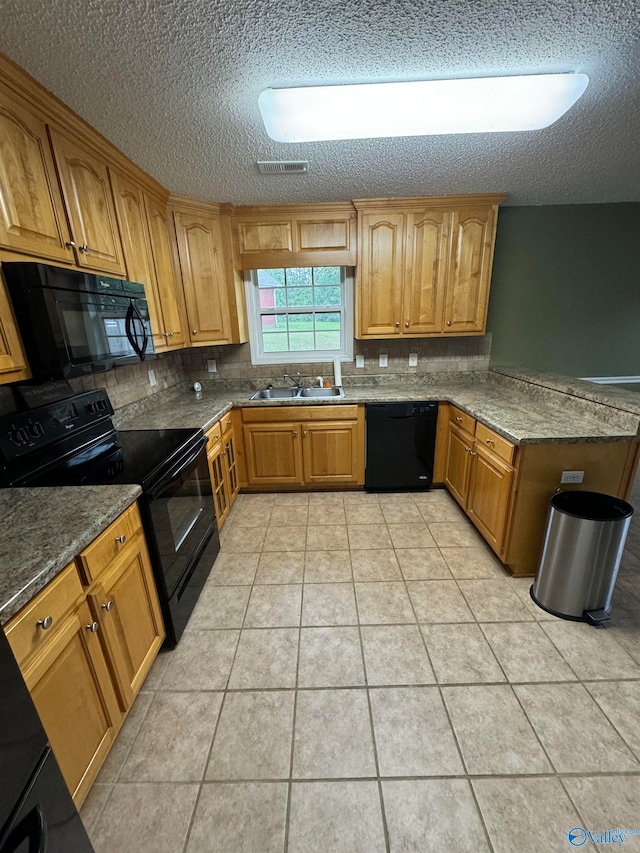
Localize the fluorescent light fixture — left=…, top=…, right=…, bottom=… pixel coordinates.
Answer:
left=258, top=73, right=589, bottom=142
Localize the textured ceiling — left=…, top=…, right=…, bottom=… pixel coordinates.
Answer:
left=1, top=0, right=639, bottom=206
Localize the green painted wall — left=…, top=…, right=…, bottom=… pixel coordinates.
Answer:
left=487, top=203, right=640, bottom=377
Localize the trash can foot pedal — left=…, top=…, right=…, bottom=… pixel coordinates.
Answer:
left=584, top=608, right=611, bottom=627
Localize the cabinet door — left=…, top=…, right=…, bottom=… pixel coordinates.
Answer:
left=467, top=443, right=514, bottom=553
left=0, top=89, right=73, bottom=262
left=357, top=212, right=404, bottom=337
left=0, top=271, right=29, bottom=378
left=444, top=205, right=496, bottom=334
left=444, top=422, right=474, bottom=507
left=145, top=194, right=187, bottom=348
left=223, top=428, right=240, bottom=508
left=208, top=441, right=231, bottom=527
left=23, top=600, right=121, bottom=806
left=110, top=170, right=166, bottom=351
left=302, top=421, right=364, bottom=485
left=89, top=538, right=165, bottom=710
left=48, top=128, right=126, bottom=275
left=243, top=423, right=304, bottom=487
left=403, top=209, right=449, bottom=334
left=174, top=211, right=232, bottom=344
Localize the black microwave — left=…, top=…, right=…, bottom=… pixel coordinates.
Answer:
left=2, top=262, right=155, bottom=380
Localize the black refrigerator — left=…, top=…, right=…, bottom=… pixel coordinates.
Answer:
left=0, top=626, right=94, bottom=852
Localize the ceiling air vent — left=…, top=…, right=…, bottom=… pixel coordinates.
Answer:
left=257, top=160, right=309, bottom=175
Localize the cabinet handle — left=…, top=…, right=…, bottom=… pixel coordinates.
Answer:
left=37, top=616, right=53, bottom=630
left=65, top=241, right=76, bottom=249
left=303, top=430, right=307, bottom=436
left=486, top=438, right=493, bottom=445
left=116, top=534, right=127, bottom=544
left=464, top=446, right=471, bottom=452
left=455, top=416, right=462, bottom=423
left=405, top=322, right=410, bottom=328
left=446, top=320, right=452, bottom=326
left=293, top=430, right=297, bottom=436
left=395, top=322, right=400, bottom=328
left=86, top=621, right=99, bottom=633
left=102, top=600, right=114, bottom=612
left=169, top=332, right=174, bottom=338
left=192, top=329, right=198, bottom=335
left=469, top=451, right=477, bottom=456
left=78, top=243, right=91, bottom=253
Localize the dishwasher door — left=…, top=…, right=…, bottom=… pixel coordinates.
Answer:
left=365, top=402, right=439, bottom=491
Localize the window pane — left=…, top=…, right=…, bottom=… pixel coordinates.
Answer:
left=288, top=313, right=313, bottom=331
left=289, top=331, right=314, bottom=350
left=285, top=268, right=312, bottom=286
left=314, top=285, right=341, bottom=306
left=287, top=287, right=313, bottom=307
left=313, top=267, right=341, bottom=285
left=315, top=329, right=341, bottom=349
left=263, top=333, right=289, bottom=352
left=258, top=269, right=285, bottom=286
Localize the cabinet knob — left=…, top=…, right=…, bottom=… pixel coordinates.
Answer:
left=303, top=430, right=307, bottom=436
left=446, top=320, right=452, bottom=326
left=86, top=621, right=99, bottom=633
left=469, top=451, right=477, bottom=456
left=65, top=241, right=76, bottom=249
left=169, top=332, right=174, bottom=338
left=464, top=446, right=471, bottom=452
left=405, top=322, right=410, bottom=328
left=293, top=430, right=297, bottom=436
left=455, top=416, right=462, bottom=423
left=486, top=438, right=493, bottom=445
left=78, top=243, right=89, bottom=253
left=102, top=600, right=114, bottom=612
left=37, top=616, right=53, bottom=630
left=395, top=322, right=400, bottom=327
left=192, top=329, right=198, bottom=335
left=116, top=534, right=127, bottom=544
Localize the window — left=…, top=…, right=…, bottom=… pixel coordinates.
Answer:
left=244, top=266, right=353, bottom=365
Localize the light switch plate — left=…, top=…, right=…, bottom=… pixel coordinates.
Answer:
left=207, top=359, right=217, bottom=373
left=147, top=368, right=157, bottom=387
left=379, top=353, right=388, bottom=368
left=408, top=353, right=418, bottom=367
left=355, top=354, right=365, bottom=369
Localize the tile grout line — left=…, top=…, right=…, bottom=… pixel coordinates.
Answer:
left=283, top=544, right=304, bottom=853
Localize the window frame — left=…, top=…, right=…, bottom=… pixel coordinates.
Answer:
left=244, top=266, right=354, bottom=366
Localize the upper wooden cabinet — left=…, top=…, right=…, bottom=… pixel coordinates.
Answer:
left=232, top=203, right=357, bottom=270
left=354, top=195, right=504, bottom=339
left=0, top=87, right=73, bottom=262
left=0, top=269, right=29, bottom=381
left=144, top=193, right=188, bottom=349
left=48, top=128, right=126, bottom=276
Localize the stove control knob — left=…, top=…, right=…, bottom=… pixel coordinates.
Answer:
left=27, top=421, right=44, bottom=439
left=9, top=427, right=28, bottom=446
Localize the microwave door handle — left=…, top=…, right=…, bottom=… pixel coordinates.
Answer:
left=3, top=804, right=47, bottom=853
left=125, top=302, right=144, bottom=360
left=131, top=301, right=149, bottom=361
left=147, top=435, right=209, bottom=498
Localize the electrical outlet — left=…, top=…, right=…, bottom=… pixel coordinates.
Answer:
left=207, top=359, right=217, bottom=373
left=148, top=368, right=157, bottom=387
left=408, top=353, right=418, bottom=367
left=355, top=354, right=365, bottom=368
left=561, top=470, right=584, bottom=484
left=379, top=353, right=388, bottom=368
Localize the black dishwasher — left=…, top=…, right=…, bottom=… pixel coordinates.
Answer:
left=365, top=402, right=439, bottom=491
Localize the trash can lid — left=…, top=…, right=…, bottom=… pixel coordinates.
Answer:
left=551, top=490, right=634, bottom=521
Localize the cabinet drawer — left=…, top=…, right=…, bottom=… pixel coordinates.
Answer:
left=5, top=563, right=83, bottom=668
left=449, top=405, right=476, bottom=436
left=219, top=412, right=233, bottom=434
left=206, top=421, right=223, bottom=447
left=242, top=404, right=360, bottom=423
left=77, top=503, right=143, bottom=585
left=475, top=422, right=516, bottom=465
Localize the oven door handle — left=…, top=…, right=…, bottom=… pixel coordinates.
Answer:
left=147, top=435, right=209, bottom=498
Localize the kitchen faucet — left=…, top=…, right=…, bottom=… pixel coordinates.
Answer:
left=283, top=373, right=304, bottom=389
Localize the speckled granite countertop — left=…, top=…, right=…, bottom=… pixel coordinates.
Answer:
left=117, top=376, right=640, bottom=445
left=0, top=485, right=142, bottom=624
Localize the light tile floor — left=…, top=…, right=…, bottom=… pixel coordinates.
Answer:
left=82, top=486, right=640, bottom=853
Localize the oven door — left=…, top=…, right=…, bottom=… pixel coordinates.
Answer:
left=144, top=436, right=217, bottom=598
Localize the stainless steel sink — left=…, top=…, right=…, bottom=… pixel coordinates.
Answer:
left=250, top=387, right=300, bottom=400
left=299, top=387, right=345, bottom=398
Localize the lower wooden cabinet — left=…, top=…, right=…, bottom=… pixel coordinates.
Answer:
left=4, top=503, right=165, bottom=807
left=242, top=405, right=365, bottom=489
left=444, top=421, right=474, bottom=506
left=205, top=414, right=240, bottom=527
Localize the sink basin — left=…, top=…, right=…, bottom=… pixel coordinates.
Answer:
left=299, top=387, right=345, bottom=398
left=250, top=387, right=300, bottom=400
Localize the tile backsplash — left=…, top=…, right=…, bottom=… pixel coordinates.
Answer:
left=182, top=335, right=492, bottom=387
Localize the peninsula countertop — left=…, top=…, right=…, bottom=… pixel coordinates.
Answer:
left=0, top=485, right=142, bottom=624
left=117, top=376, right=640, bottom=445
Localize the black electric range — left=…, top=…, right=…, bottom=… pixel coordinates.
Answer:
left=0, top=389, right=219, bottom=648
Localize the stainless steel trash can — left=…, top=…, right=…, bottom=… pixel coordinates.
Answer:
left=531, top=490, right=633, bottom=625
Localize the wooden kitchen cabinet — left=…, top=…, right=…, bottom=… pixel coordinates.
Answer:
left=467, top=442, right=514, bottom=552
left=444, top=420, right=475, bottom=507
left=4, top=503, right=164, bottom=807
left=0, top=270, right=29, bottom=381
left=205, top=413, right=240, bottom=527
left=354, top=195, right=503, bottom=339
left=48, top=127, right=126, bottom=276
left=0, top=87, right=74, bottom=263
left=242, top=405, right=365, bottom=489
left=144, top=192, right=188, bottom=349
